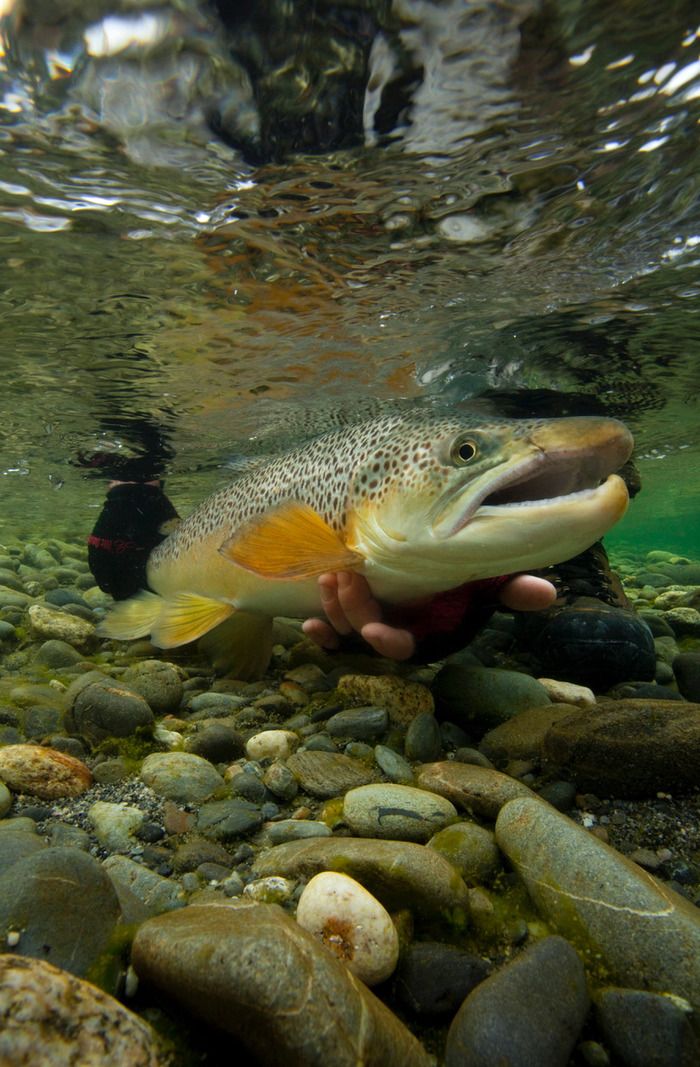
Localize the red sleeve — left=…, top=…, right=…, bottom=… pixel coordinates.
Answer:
left=385, top=575, right=513, bottom=642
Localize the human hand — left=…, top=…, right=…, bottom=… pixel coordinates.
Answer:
left=301, top=571, right=556, bottom=661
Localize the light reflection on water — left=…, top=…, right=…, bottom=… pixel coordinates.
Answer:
left=0, top=1, right=697, bottom=550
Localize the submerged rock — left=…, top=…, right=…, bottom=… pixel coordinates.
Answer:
left=286, top=750, right=378, bottom=797
left=496, top=796, right=700, bottom=1024
left=444, top=936, right=589, bottom=1067
left=336, top=674, right=434, bottom=724
left=433, top=665, right=550, bottom=730
left=0, top=847, right=120, bottom=976
left=253, top=836, right=469, bottom=923
left=394, top=940, right=491, bottom=1017
left=296, top=871, right=399, bottom=986
left=140, top=752, right=224, bottom=805
left=132, top=901, right=432, bottom=1066
left=342, top=783, right=458, bottom=842
left=0, top=954, right=168, bottom=1066
left=542, top=699, right=700, bottom=796
left=416, top=761, right=536, bottom=818
left=0, top=744, right=92, bottom=799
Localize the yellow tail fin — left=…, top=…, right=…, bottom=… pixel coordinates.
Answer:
left=98, top=590, right=162, bottom=641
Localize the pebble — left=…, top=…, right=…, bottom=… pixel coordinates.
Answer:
left=140, top=752, right=224, bottom=805
left=673, top=651, right=700, bottom=701
left=0, top=954, right=169, bottom=1066
left=296, top=871, right=399, bottom=985
left=343, top=783, right=458, bottom=842
left=536, top=678, right=596, bottom=706
left=184, top=723, right=244, bottom=762
left=245, top=728, right=299, bottom=760
left=394, top=940, right=492, bottom=1016
left=326, top=705, right=389, bottom=740
left=0, top=781, right=11, bottom=817
left=104, top=855, right=186, bottom=918
left=33, top=639, right=83, bottom=668
left=0, top=847, right=121, bottom=975
left=196, top=798, right=263, bottom=840
left=253, top=836, right=469, bottom=923
left=593, top=986, right=699, bottom=1067
left=444, top=936, right=589, bottom=1067
left=336, top=673, right=434, bottom=724
left=404, top=711, right=443, bottom=762
left=88, top=800, right=145, bottom=852
left=0, top=744, right=92, bottom=799
left=373, top=744, right=414, bottom=783
left=132, top=902, right=432, bottom=1066
left=243, top=875, right=296, bottom=903
left=479, top=704, right=584, bottom=765
left=121, top=660, right=184, bottom=715
left=286, top=750, right=379, bottom=797
left=432, top=665, right=551, bottom=731
left=266, top=819, right=332, bottom=844
left=427, top=821, right=501, bottom=884
left=27, top=603, right=96, bottom=649
left=416, top=761, right=536, bottom=818
left=496, top=796, right=700, bottom=1018
left=65, top=673, right=155, bottom=742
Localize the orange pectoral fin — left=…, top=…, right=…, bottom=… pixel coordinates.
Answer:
left=219, top=502, right=363, bottom=580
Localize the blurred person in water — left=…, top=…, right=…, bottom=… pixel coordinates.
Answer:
left=80, top=397, right=656, bottom=691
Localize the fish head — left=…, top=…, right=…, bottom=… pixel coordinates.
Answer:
left=347, top=414, right=633, bottom=589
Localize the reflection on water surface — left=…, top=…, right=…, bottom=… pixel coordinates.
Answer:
left=0, top=0, right=698, bottom=550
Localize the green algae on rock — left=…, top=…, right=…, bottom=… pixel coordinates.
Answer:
left=253, top=836, right=470, bottom=924
left=495, top=796, right=700, bottom=1027
left=132, top=901, right=432, bottom=1067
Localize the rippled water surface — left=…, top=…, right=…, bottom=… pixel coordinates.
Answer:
left=0, top=0, right=698, bottom=551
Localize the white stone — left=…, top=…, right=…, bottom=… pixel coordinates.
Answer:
left=27, top=603, right=96, bottom=648
left=536, top=678, right=596, bottom=707
left=295, top=871, right=399, bottom=986
left=89, top=801, right=144, bottom=852
left=245, top=730, right=299, bottom=761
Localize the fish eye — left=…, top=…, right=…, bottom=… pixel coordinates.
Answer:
left=452, top=438, right=478, bottom=465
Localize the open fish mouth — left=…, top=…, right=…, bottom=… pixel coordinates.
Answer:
left=434, top=417, right=634, bottom=539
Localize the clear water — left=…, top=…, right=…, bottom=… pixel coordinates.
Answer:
left=0, top=0, right=699, bottom=557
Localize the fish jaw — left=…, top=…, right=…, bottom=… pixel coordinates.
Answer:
left=430, top=416, right=633, bottom=540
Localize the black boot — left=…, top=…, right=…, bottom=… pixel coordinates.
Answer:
left=513, top=542, right=656, bottom=691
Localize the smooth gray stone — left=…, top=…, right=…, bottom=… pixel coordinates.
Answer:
left=0, top=847, right=120, bottom=976
left=103, top=855, right=186, bottom=919
left=405, top=712, right=442, bottom=763
left=343, top=783, right=457, bottom=842
left=496, top=797, right=700, bottom=1028
left=326, top=706, right=389, bottom=740
left=266, top=820, right=332, bottom=845
left=433, top=665, right=550, bottom=730
left=121, top=660, right=184, bottom=715
left=594, top=986, right=699, bottom=1067
left=395, top=941, right=491, bottom=1016
left=0, top=827, right=47, bottom=876
left=196, top=799, right=263, bottom=841
left=253, top=837, right=469, bottom=923
left=445, top=936, right=589, bottom=1067
left=140, top=752, right=224, bottom=805
left=132, top=902, right=432, bottom=1067
left=374, top=744, right=414, bottom=784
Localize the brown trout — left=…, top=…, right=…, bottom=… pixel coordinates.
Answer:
left=99, top=410, right=633, bottom=675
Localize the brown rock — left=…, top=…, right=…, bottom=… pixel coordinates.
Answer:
left=543, top=699, right=700, bottom=797
left=0, top=743, right=92, bottom=798
left=0, top=954, right=168, bottom=1066
left=132, top=901, right=432, bottom=1067
left=336, top=674, right=434, bottom=725
left=416, top=761, right=536, bottom=819
left=286, top=750, right=378, bottom=797
left=479, top=705, right=584, bottom=765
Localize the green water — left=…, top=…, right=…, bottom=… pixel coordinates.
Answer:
left=0, top=0, right=698, bottom=556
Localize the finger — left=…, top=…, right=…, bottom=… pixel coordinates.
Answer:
left=302, top=617, right=341, bottom=650
left=499, top=574, right=557, bottom=611
left=317, top=573, right=354, bottom=635
left=361, top=621, right=415, bottom=661
left=335, top=571, right=383, bottom=632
